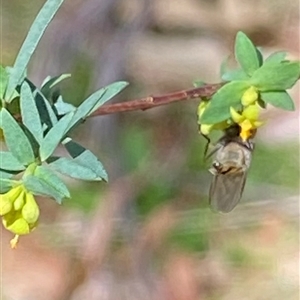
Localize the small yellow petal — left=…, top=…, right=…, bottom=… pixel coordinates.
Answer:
left=241, top=86, right=258, bottom=106
left=5, top=186, right=23, bottom=202
left=3, top=217, right=30, bottom=235
left=0, top=195, right=13, bottom=216
left=240, top=119, right=253, bottom=141
left=254, top=120, right=264, bottom=127
left=200, top=123, right=214, bottom=135
left=230, top=107, right=244, bottom=123
left=243, top=104, right=260, bottom=121
left=13, top=191, right=25, bottom=211
left=22, top=193, right=39, bottom=224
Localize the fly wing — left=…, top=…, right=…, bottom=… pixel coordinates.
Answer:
left=209, top=171, right=247, bottom=213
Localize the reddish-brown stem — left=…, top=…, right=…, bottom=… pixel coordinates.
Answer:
left=91, top=82, right=224, bottom=117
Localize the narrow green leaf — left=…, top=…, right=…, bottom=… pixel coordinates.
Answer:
left=54, top=96, right=76, bottom=115
left=63, top=138, right=108, bottom=181
left=41, top=73, right=71, bottom=98
left=49, top=156, right=103, bottom=181
left=193, top=80, right=206, bottom=88
left=260, top=91, right=295, bottom=111
left=5, top=0, right=65, bottom=100
left=200, top=81, right=250, bottom=124
left=39, top=111, right=74, bottom=161
left=0, top=171, right=13, bottom=193
left=256, top=47, right=264, bottom=67
left=34, top=90, right=58, bottom=128
left=89, top=81, right=128, bottom=115
left=0, top=108, right=35, bottom=164
left=251, top=61, right=300, bottom=91
left=75, top=151, right=108, bottom=181
left=20, top=82, right=43, bottom=144
left=62, top=137, right=84, bottom=156
left=235, top=31, right=260, bottom=75
left=221, top=69, right=250, bottom=81
left=66, top=81, right=128, bottom=133
left=0, top=151, right=25, bottom=171
left=41, top=73, right=71, bottom=90
left=23, top=165, right=70, bottom=204
left=0, top=65, right=8, bottom=100
left=264, top=51, right=287, bottom=64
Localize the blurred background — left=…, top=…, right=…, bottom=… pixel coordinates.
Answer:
left=1, top=0, right=299, bottom=299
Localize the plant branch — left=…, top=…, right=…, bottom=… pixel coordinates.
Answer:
left=91, top=82, right=224, bottom=117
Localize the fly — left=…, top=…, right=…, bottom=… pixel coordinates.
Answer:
left=206, top=125, right=255, bottom=213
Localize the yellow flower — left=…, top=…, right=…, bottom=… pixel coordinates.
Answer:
left=197, top=101, right=209, bottom=118
left=241, top=86, right=259, bottom=106
left=230, top=104, right=263, bottom=141
left=0, top=185, right=40, bottom=248
left=0, top=194, right=13, bottom=215
left=22, top=192, right=40, bottom=224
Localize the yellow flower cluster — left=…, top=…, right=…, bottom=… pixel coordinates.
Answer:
left=0, top=185, right=40, bottom=248
left=199, top=86, right=263, bottom=141
left=230, top=86, right=263, bottom=141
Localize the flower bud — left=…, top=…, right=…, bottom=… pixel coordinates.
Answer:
left=21, top=193, right=39, bottom=224
left=200, top=123, right=214, bottom=135
left=230, top=107, right=244, bottom=123
left=2, top=216, right=30, bottom=235
left=0, top=194, right=13, bottom=216
left=241, top=86, right=258, bottom=106
left=243, top=104, right=259, bottom=121
left=6, top=186, right=23, bottom=202
left=13, top=191, right=25, bottom=211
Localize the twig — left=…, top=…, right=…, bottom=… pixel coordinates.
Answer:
left=91, top=83, right=224, bottom=117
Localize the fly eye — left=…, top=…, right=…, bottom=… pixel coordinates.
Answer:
left=213, top=162, right=222, bottom=171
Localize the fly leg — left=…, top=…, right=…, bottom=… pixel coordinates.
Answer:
left=201, top=133, right=211, bottom=158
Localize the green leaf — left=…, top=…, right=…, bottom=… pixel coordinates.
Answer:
left=0, top=171, right=13, bottom=193
left=193, top=80, right=206, bottom=88
left=41, top=73, right=71, bottom=90
left=20, top=82, right=43, bottom=144
left=74, top=150, right=108, bottom=181
left=5, top=0, right=65, bottom=101
left=260, top=91, right=295, bottom=111
left=63, top=138, right=108, bottom=181
left=0, top=108, right=35, bottom=164
left=235, top=31, right=261, bottom=75
left=251, top=61, right=300, bottom=91
left=0, top=65, right=8, bottom=100
left=34, top=90, right=58, bottom=128
left=39, top=111, right=74, bottom=161
left=23, top=165, right=70, bottom=204
left=88, top=81, right=128, bottom=115
left=62, top=137, right=84, bottom=156
left=221, top=69, right=250, bottom=81
left=0, top=151, right=25, bottom=171
left=200, top=81, right=250, bottom=124
left=66, top=81, right=128, bottom=133
left=264, top=51, right=287, bottom=64
left=41, top=73, right=71, bottom=98
left=256, top=47, right=264, bottom=67
left=54, top=96, right=76, bottom=115
left=49, top=156, right=104, bottom=181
